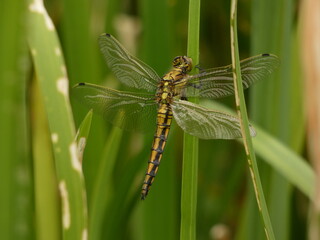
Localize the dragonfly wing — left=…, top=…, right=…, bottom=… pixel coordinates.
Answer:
left=73, top=83, right=158, bottom=132
left=99, top=33, right=161, bottom=92
left=171, top=99, right=256, bottom=139
left=185, top=54, right=279, bottom=98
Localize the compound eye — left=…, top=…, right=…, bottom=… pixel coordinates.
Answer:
left=172, top=56, right=182, bottom=66
left=180, top=56, right=192, bottom=72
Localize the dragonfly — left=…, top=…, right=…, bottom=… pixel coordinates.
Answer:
left=73, top=33, right=279, bottom=200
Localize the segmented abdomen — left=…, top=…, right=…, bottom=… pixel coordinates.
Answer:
left=141, top=103, right=172, bottom=200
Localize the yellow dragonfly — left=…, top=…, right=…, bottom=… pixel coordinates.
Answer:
left=73, top=33, right=279, bottom=200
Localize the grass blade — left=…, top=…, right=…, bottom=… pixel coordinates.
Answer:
left=75, top=110, right=93, bottom=164
left=89, top=127, right=123, bottom=240
left=180, top=0, right=200, bottom=239
left=252, top=126, right=314, bottom=199
left=0, top=1, right=33, bottom=239
left=27, top=1, right=88, bottom=239
left=31, top=80, right=61, bottom=240
left=230, top=1, right=275, bottom=239
left=249, top=1, right=304, bottom=239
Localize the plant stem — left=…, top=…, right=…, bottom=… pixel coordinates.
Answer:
left=230, top=0, right=275, bottom=239
left=180, top=0, right=200, bottom=239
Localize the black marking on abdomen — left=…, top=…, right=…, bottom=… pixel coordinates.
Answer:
left=146, top=171, right=156, bottom=177
left=141, top=107, right=172, bottom=200
left=157, top=123, right=171, bottom=127
left=148, top=159, right=160, bottom=166
left=154, top=134, right=168, bottom=141
left=151, top=147, right=164, bottom=154
left=152, top=126, right=168, bottom=165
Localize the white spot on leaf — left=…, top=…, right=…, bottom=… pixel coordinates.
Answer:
left=59, top=181, right=70, bottom=229
left=61, top=65, right=67, bottom=75
left=57, top=77, right=69, bottom=97
left=77, top=137, right=86, bottom=163
left=29, top=0, right=54, bottom=31
left=29, top=0, right=43, bottom=13
left=82, top=228, right=88, bottom=240
left=55, top=47, right=61, bottom=56
left=44, top=13, right=54, bottom=30
left=51, top=133, right=58, bottom=143
left=70, top=142, right=81, bottom=173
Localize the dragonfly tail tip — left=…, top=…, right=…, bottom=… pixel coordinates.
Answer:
left=141, top=189, right=149, bottom=200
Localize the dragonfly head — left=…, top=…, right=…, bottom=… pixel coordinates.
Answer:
left=172, top=56, right=193, bottom=73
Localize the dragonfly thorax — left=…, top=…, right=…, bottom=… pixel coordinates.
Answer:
left=172, top=56, right=193, bottom=73
left=157, top=58, right=192, bottom=103
left=156, top=80, right=174, bottom=104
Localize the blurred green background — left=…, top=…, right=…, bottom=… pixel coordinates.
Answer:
left=0, top=0, right=318, bottom=239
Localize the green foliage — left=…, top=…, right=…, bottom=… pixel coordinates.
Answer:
left=180, top=0, right=200, bottom=240
left=0, top=0, right=314, bottom=240
left=230, top=1, right=275, bottom=239
left=27, top=0, right=88, bottom=239
left=0, top=1, right=32, bottom=239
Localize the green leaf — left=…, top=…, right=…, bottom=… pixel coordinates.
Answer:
left=0, top=1, right=33, bottom=239
left=27, top=1, right=88, bottom=239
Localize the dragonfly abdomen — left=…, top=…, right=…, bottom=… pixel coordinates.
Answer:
left=141, top=104, right=173, bottom=200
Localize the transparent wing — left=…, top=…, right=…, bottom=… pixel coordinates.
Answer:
left=184, top=54, right=279, bottom=98
left=99, top=33, right=161, bottom=92
left=73, top=83, right=158, bottom=132
left=171, top=99, right=256, bottom=139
